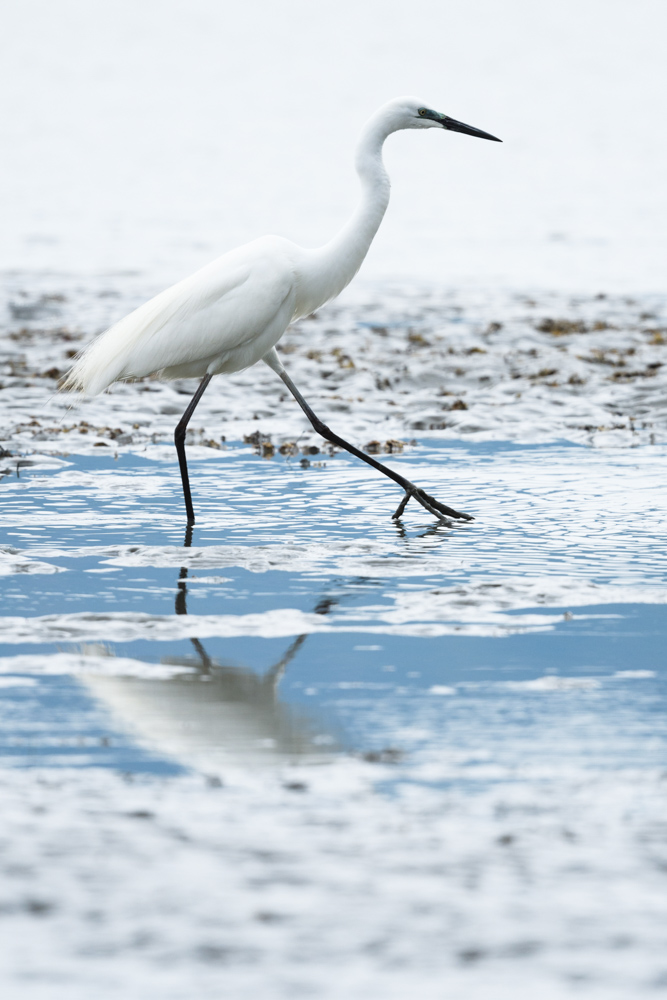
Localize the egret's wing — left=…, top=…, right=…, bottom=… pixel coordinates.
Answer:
left=64, top=238, right=295, bottom=395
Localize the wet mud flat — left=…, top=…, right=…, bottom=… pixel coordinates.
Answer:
left=1, top=275, right=666, bottom=453
left=1, top=278, right=667, bottom=999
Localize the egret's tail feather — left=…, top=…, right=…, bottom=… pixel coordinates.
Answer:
left=59, top=360, right=87, bottom=394
left=60, top=306, right=159, bottom=396
left=60, top=342, right=127, bottom=397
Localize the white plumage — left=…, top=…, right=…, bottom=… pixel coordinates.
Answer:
left=64, top=236, right=298, bottom=394
left=64, top=97, right=500, bottom=525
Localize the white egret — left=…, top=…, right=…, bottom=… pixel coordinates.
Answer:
left=63, top=97, right=501, bottom=525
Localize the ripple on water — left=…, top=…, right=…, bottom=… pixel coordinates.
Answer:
left=0, top=439, right=665, bottom=775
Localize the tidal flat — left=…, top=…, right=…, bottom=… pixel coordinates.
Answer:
left=1, top=280, right=666, bottom=999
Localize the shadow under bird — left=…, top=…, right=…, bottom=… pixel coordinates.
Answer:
left=63, top=97, right=501, bottom=525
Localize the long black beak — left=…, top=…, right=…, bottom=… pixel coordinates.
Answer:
left=441, top=115, right=501, bottom=142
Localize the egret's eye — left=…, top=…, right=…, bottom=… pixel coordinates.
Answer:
left=418, top=108, right=427, bottom=116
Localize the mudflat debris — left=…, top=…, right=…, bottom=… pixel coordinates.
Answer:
left=1, top=277, right=665, bottom=457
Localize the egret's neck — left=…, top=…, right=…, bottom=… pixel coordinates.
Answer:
left=296, top=117, right=391, bottom=316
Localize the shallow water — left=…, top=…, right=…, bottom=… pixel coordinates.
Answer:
left=2, top=439, right=665, bottom=779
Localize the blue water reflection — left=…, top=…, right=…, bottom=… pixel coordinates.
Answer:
left=1, top=441, right=665, bottom=777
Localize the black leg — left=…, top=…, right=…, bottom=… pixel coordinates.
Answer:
left=276, top=367, right=473, bottom=522
left=174, top=373, right=213, bottom=524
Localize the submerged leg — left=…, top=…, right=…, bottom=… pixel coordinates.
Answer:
left=174, top=373, right=213, bottom=524
left=263, top=351, right=472, bottom=523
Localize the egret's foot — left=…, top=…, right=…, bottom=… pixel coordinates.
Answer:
left=392, top=486, right=473, bottom=523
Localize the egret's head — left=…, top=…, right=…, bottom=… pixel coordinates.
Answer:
left=385, top=97, right=501, bottom=142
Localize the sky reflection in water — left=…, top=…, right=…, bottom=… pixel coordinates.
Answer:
left=0, top=440, right=665, bottom=778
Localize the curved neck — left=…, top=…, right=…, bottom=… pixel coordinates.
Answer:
left=296, top=115, right=392, bottom=315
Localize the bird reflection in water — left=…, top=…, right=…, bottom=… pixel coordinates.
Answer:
left=85, top=524, right=339, bottom=771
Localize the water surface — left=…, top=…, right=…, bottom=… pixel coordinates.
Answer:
left=2, top=440, right=665, bottom=779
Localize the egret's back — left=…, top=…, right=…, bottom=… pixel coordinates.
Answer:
left=63, top=237, right=298, bottom=396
